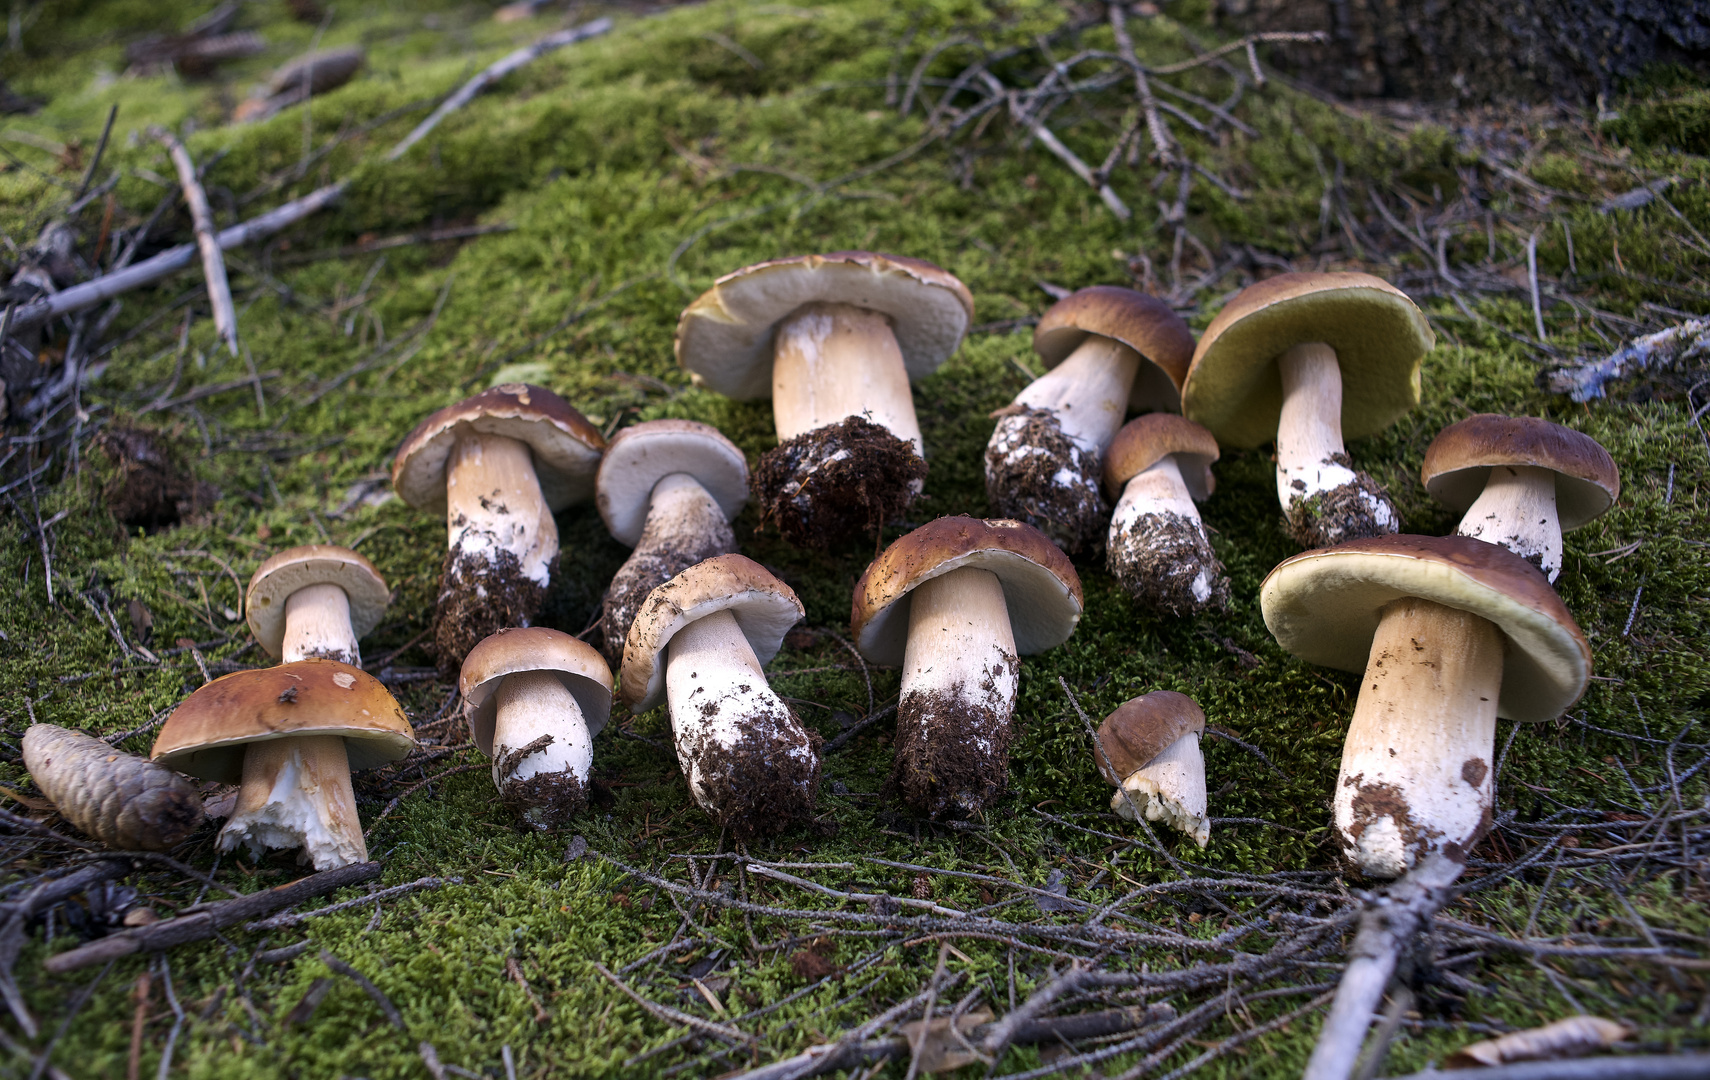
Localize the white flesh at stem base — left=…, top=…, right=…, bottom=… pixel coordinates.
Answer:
left=281, top=582, right=360, bottom=664
left=491, top=669, right=592, bottom=817
left=1012, top=335, right=1140, bottom=454
left=445, top=429, right=558, bottom=586
left=772, top=302, right=923, bottom=454
left=900, top=566, right=1019, bottom=788
left=1455, top=464, right=1562, bottom=582
left=1275, top=342, right=1395, bottom=529
left=1111, top=729, right=1210, bottom=847
left=221, top=734, right=366, bottom=871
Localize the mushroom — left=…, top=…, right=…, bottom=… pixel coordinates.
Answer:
left=1103, top=413, right=1229, bottom=615
left=595, top=419, right=749, bottom=665
left=460, top=627, right=612, bottom=829
left=675, top=252, right=973, bottom=548
left=621, top=554, right=819, bottom=836
left=985, top=286, right=1196, bottom=555
left=152, top=659, right=415, bottom=870
left=1420, top=414, right=1620, bottom=583
left=851, top=517, right=1083, bottom=818
left=392, top=384, right=605, bottom=675
left=1092, top=691, right=1210, bottom=847
left=1181, top=273, right=1433, bottom=548
left=246, top=544, right=390, bottom=665
left=1261, top=535, right=1590, bottom=877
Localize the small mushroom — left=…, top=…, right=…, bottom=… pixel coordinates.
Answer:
left=22, top=725, right=203, bottom=851
left=246, top=544, right=390, bottom=665
left=1103, top=414, right=1229, bottom=615
left=621, top=554, right=819, bottom=836
left=852, top=517, right=1083, bottom=818
left=460, top=627, right=612, bottom=829
left=1261, top=535, right=1590, bottom=877
left=152, top=659, right=415, bottom=870
left=392, top=384, right=605, bottom=675
left=1093, top=692, right=1210, bottom=847
left=675, top=252, right=973, bottom=548
left=1421, top=414, right=1620, bottom=583
left=595, top=420, right=748, bottom=665
left=1182, top=273, right=1433, bottom=548
left=985, top=286, right=1195, bottom=555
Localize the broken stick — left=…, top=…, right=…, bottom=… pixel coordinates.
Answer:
left=150, top=126, right=239, bottom=357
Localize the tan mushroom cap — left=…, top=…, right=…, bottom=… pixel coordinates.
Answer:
left=1103, top=413, right=1221, bottom=501
left=246, top=545, right=390, bottom=659
left=1260, top=534, right=1591, bottom=723
left=1181, top=272, right=1434, bottom=449
left=1033, top=286, right=1198, bottom=412
left=391, top=383, right=606, bottom=515
left=459, top=627, right=613, bottom=756
left=621, top=554, right=805, bottom=714
left=152, top=659, right=415, bottom=783
left=851, top=516, right=1083, bottom=667
left=596, top=420, right=749, bottom=547
left=1421, top=414, right=1621, bottom=531
left=674, top=251, right=975, bottom=401
left=1095, top=691, right=1207, bottom=786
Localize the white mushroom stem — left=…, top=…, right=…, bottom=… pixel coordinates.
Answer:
left=1334, top=596, right=1504, bottom=878
left=445, top=429, right=558, bottom=585
left=220, top=735, right=366, bottom=871
left=1455, top=464, right=1562, bottom=582
left=1275, top=342, right=1395, bottom=529
left=491, top=670, right=592, bottom=817
left=1012, top=335, right=1140, bottom=453
left=280, top=583, right=360, bottom=664
left=901, top=566, right=1019, bottom=740
left=1114, top=455, right=1202, bottom=531
left=1111, top=730, right=1210, bottom=848
left=634, top=472, right=732, bottom=556
left=772, top=302, right=923, bottom=454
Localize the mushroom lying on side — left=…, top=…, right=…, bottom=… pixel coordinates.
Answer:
left=984, top=286, right=1195, bottom=555
left=1421, top=414, right=1620, bottom=583
left=1093, top=692, right=1210, bottom=847
left=1103, top=414, right=1229, bottom=615
left=23, top=725, right=203, bottom=851
left=852, top=517, right=1083, bottom=818
left=246, top=544, right=390, bottom=665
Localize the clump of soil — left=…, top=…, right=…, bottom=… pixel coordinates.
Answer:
left=890, top=682, right=1016, bottom=819
left=492, top=734, right=588, bottom=830
left=984, top=407, right=1108, bottom=556
left=599, top=517, right=736, bottom=667
left=1107, top=510, right=1231, bottom=616
left=96, top=427, right=211, bottom=531
left=1284, top=455, right=1399, bottom=548
left=433, top=547, right=551, bottom=677
left=753, top=415, right=926, bottom=549
left=682, top=718, right=821, bottom=840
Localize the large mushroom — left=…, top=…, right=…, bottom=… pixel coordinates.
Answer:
left=1103, top=413, right=1229, bottom=615
left=246, top=544, right=390, bottom=665
left=985, top=286, right=1195, bottom=555
left=1421, top=414, right=1620, bottom=583
left=1093, top=691, right=1210, bottom=847
left=152, top=659, right=415, bottom=870
left=675, top=252, right=973, bottom=548
left=1261, top=535, right=1590, bottom=877
left=621, top=554, right=819, bottom=836
left=595, top=419, right=748, bottom=665
left=1181, top=273, right=1433, bottom=548
left=392, top=384, right=605, bottom=675
left=852, top=517, right=1083, bottom=818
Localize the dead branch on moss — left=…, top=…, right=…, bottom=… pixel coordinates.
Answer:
left=150, top=127, right=238, bottom=358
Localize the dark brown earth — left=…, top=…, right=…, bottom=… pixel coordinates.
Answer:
left=1106, top=509, right=1231, bottom=616
left=493, top=733, right=588, bottom=830
left=433, top=545, right=551, bottom=677
left=983, top=407, right=1108, bottom=557
left=1284, top=455, right=1399, bottom=548
left=752, top=415, right=927, bottom=550
left=96, top=427, right=211, bottom=531
left=891, top=673, right=1018, bottom=819
left=599, top=516, right=735, bottom=667
left=683, top=717, right=821, bottom=840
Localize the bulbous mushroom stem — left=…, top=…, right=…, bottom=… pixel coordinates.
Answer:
left=1276, top=343, right=1398, bottom=547
left=1334, top=596, right=1503, bottom=878
left=600, top=474, right=737, bottom=665
left=1014, top=335, right=1140, bottom=452
left=281, top=583, right=361, bottom=664
left=490, top=669, right=592, bottom=828
left=221, top=735, right=366, bottom=871
left=773, top=302, right=923, bottom=451
left=1106, top=455, right=1230, bottom=615
left=1455, top=464, right=1562, bottom=582
left=1111, top=729, right=1210, bottom=847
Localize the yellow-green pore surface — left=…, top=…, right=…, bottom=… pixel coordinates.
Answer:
left=1, top=2, right=1708, bottom=1077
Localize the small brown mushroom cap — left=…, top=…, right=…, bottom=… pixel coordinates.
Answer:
left=1033, top=286, right=1197, bottom=412
left=1094, top=691, right=1207, bottom=786
left=1421, top=414, right=1621, bottom=530
left=1103, top=413, right=1221, bottom=501
left=595, top=420, right=749, bottom=547
left=246, top=545, right=390, bottom=659
left=459, top=627, right=613, bottom=756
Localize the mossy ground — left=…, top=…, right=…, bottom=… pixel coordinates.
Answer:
left=2, top=2, right=1708, bottom=1077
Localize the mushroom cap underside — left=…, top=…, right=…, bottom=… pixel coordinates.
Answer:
left=1421, top=413, right=1621, bottom=530
left=1103, top=413, right=1220, bottom=499
left=1095, top=690, right=1207, bottom=786
left=596, top=419, right=749, bottom=547
left=460, top=627, right=614, bottom=755
left=1033, top=285, right=1197, bottom=412
left=246, top=544, right=390, bottom=658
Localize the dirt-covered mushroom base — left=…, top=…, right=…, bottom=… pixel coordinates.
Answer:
left=494, top=747, right=589, bottom=832
left=983, top=407, right=1108, bottom=556
left=600, top=525, right=736, bottom=666
left=752, top=415, right=927, bottom=549
left=891, top=671, right=1020, bottom=818
left=1283, top=455, right=1399, bottom=548
left=680, top=720, right=822, bottom=840
left=1107, top=511, right=1232, bottom=616
left=433, top=548, right=552, bottom=678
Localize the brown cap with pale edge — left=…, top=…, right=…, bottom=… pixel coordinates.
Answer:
left=621, top=554, right=804, bottom=714
left=1103, top=414, right=1221, bottom=501
left=152, top=659, right=415, bottom=783
left=1260, top=534, right=1590, bottom=723
left=247, top=545, right=390, bottom=659
left=1181, top=272, right=1433, bottom=449
left=851, top=516, right=1083, bottom=667
left=1095, top=691, right=1207, bottom=786
left=391, top=384, right=605, bottom=515
left=459, top=627, right=613, bottom=756
left=675, top=251, right=975, bottom=401
left=1033, top=286, right=1197, bottom=412
left=1421, top=414, right=1621, bottom=531
left=596, top=419, right=749, bottom=547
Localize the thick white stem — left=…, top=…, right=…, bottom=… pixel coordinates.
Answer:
left=1013, top=335, right=1140, bottom=454
left=220, top=735, right=366, bottom=871
left=280, top=583, right=361, bottom=665
left=1456, top=465, right=1563, bottom=582
left=772, top=302, right=923, bottom=454
left=1111, top=729, right=1210, bottom=847
left=902, top=567, right=1018, bottom=710
left=1114, top=455, right=1201, bottom=525
left=636, top=473, right=731, bottom=557
left=491, top=669, right=592, bottom=806
left=445, top=430, right=558, bottom=586
left=1275, top=343, right=1395, bottom=530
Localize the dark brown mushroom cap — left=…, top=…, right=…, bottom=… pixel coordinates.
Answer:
left=1421, top=414, right=1621, bottom=531
left=459, top=627, right=613, bottom=756
left=246, top=545, right=390, bottom=659
left=1094, top=691, right=1207, bottom=786
left=390, top=383, right=606, bottom=514
left=1260, top=534, right=1591, bottom=723
left=1033, top=286, right=1197, bottom=412
left=1103, top=413, right=1221, bottom=501
left=595, top=419, right=749, bottom=547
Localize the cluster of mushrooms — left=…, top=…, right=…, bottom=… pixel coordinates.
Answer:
left=112, top=256, right=1616, bottom=884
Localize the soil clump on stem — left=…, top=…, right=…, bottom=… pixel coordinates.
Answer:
left=1108, top=511, right=1231, bottom=615
left=682, top=719, right=821, bottom=840
left=97, top=427, right=212, bottom=530
left=1283, top=455, right=1396, bottom=548
left=890, top=659, right=1019, bottom=819
left=599, top=521, right=733, bottom=668
left=984, top=407, right=1108, bottom=556
left=433, top=546, right=552, bottom=678
left=752, top=415, right=926, bottom=549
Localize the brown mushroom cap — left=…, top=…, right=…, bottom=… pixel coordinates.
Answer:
left=246, top=545, right=390, bottom=659
left=1094, top=691, right=1207, bottom=786
left=459, top=627, right=613, bottom=756
left=851, top=516, right=1083, bottom=667
left=1033, top=286, right=1197, bottom=412
left=674, top=251, right=975, bottom=401
left=152, top=659, right=415, bottom=783
left=1103, top=413, right=1221, bottom=501
left=595, top=420, right=749, bottom=547
left=1260, top=534, right=1591, bottom=723
left=390, top=383, right=606, bottom=515
left=1181, top=272, right=1434, bottom=449
left=1421, top=414, right=1621, bottom=531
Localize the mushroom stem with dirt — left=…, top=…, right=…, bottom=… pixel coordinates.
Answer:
left=1103, top=414, right=1229, bottom=615
left=1092, top=691, right=1210, bottom=846
left=22, top=725, right=204, bottom=851
left=246, top=545, right=390, bottom=665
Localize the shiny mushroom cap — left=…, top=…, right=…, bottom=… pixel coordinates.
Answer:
left=1094, top=691, right=1207, bottom=786
left=1033, top=286, right=1197, bottom=412
left=459, top=627, right=613, bottom=755
left=1103, top=413, right=1221, bottom=501
left=1421, top=414, right=1621, bottom=530
left=246, top=545, right=390, bottom=659
left=595, top=419, right=749, bottom=547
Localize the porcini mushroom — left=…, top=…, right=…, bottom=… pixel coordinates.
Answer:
left=1093, top=692, right=1210, bottom=847
left=246, top=544, right=390, bottom=665
left=985, top=286, right=1195, bottom=554
left=152, top=659, right=415, bottom=870
left=1261, top=535, right=1590, bottom=877
left=1181, top=273, right=1433, bottom=548
left=1421, top=414, right=1620, bottom=583
left=595, top=419, right=748, bottom=665
left=675, top=252, right=973, bottom=548
left=392, top=384, right=605, bottom=674
left=460, top=627, right=612, bottom=829
left=1103, top=414, right=1229, bottom=615
left=622, top=554, right=819, bottom=836
left=852, top=517, right=1083, bottom=818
